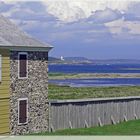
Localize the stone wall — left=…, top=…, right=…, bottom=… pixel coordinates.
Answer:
left=10, top=51, right=49, bottom=135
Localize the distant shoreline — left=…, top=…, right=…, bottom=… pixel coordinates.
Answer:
left=49, top=73, right=140, bottom=80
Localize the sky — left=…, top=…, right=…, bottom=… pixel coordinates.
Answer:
left=0, top=0, right=140, bottom=59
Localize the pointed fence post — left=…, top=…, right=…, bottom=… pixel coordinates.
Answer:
left=111, top=115, right=116, bottom=125
left=124, top=115, right=128, bottom=122
left=134, top=114, right=138, bottom=120
left=98, top=117, right=103, bottom=127
left=69, top=121, right=73, bottom=129
left=50, top=124, right=55, bottom=132
left=84, top=120, right=89, bottom=128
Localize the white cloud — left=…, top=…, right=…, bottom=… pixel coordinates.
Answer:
left=43, top=0, right=132, bottom=22
left=0, top=0, right=137, bottom=23
left=105, top=18, right=140, bottom=35
left=0, top=0, right=128, bottom=22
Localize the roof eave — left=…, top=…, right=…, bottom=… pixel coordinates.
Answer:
left=0, top=45, right=53, bottom=52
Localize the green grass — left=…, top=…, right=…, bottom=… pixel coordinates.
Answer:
left=33, top=119, right=140, bottom=135
left=48, top=84, right=140, bottom=100
left=49, top=73, right=140, bottom=80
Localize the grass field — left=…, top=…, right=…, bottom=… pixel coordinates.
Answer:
left=49, top=73, right=140, bottom=80
left=33, top=119, right=140, bottom=135
left=48, top=84, right=140, bottom=100
left=47, top=73, right=140, bottom=135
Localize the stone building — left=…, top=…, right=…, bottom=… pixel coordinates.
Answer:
left=0, top=15, right=52, bottom=135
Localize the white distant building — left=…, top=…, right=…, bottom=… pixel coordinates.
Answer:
left=60, top=56, right=64, bottom=61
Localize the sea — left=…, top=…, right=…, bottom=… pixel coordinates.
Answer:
left=48, top=63, right=140, bottom=87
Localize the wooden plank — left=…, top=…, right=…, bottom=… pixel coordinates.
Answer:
left=84, top=120, right=89, bottom=128
left=1, top=73, right=10, bottom=77
left=49, top=98, right=140, bottom=131
left=0, top=127, right=9, bottom=135
left=111, top=115, right=116, bottom=125
left=0, top=124, right=9, bottom=135
left=0, top=118, right=9, bottom=124
left=0, top=122, right=9, bottom=127
left=69, top=121, right=72, bottom=129
left=94, top=103, right=98, bottom=126
left=0, top=109, right=9, bottom=115
left=0, top=107, right=9, bottom=113
left=0, top=82, right=10, bottom=86
left=0, top=77, right=10, bottom=81
left=0, top=114, right=9, bottom=120
left=50, top=124, right=55, bottom=132
left=1, top=57, right=10, bottom=60
left=0, top=95, right=10, bottom=99
left=50, top=97, right=140, bottom=104
left=98, top=117, right=103, bottom=127
left=0, top=92, right=9, bottom=96
left=2, top=64, right=10, bottom=68
left=0, top=101, right=9, bottom=106
left=0, top=86, right=10, bottom=90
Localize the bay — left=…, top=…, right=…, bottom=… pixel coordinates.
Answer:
left=49, top=63, right=140, bottom=73
left=48, top=64, right=140, bottom=87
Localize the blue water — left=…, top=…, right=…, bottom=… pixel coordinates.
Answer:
left=49, top=64, right=140, bottom=73
left=48, top=64, right=140, bottom=87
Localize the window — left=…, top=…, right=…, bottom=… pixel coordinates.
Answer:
left=18, top=98, right=28, bottom=125
left=18, top=52, right=28, bottom=79
left=0, top=55, right=2, bottom=81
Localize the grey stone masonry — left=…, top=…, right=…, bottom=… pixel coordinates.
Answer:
left=10, top=51, right=49, bottom=135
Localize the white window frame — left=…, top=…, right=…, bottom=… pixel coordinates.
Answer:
left=18, top=98, right=28, bottom=125
left=18, top=52, right=28, bottom=79
left=0, top=54, right=2, bottom=82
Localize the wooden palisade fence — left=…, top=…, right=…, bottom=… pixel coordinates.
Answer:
left=49, top=96, right=140, bottom=131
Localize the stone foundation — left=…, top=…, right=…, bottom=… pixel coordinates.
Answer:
left=10, top=51, right=49, bottom=135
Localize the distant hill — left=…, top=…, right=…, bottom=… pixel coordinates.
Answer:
left=48, top=57, right=60, bottom=61
left=48, top=56, right=93, bottom=64
left=48, top=57, right=62, bottom=63
left=64, top=57, right=93, bottom=63
left=64, top=57, right=90, bottom=61
left=49, top=56, right=140, bottom=64
left=93, top=59, right=140, bottom=64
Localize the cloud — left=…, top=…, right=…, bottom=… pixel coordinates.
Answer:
left=105, top=18, right=140, bottom=35
left=87, top=8, right=122, bottom=23
left=43, top=0, right=132, bottom=22
left=0, top=0, right=134, bottom=23
left=1, top=1, right=58, bottom=22
left=1, top=0, right=140, bottom=59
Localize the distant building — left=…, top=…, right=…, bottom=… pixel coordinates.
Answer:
left=0, top=14, right=53, bottom=135
left=60, top=56, right=64, bottom=61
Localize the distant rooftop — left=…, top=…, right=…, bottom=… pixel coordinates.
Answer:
left=0, top=14, right=51, bottom=48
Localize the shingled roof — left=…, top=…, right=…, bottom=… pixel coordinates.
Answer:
left=0, top=14, right=52, bottom=49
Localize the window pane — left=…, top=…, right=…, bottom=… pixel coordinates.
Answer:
left=19, top=100, right=27, bottom=124
left=20, top=54, right=27, bottom=60
left=19, top=54, right=27, bottom=78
